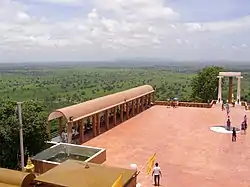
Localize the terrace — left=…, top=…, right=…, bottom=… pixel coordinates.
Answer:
left=84, top=105, right=249, bottom=187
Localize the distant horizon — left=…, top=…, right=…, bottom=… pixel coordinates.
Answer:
left=0, top=60, right=249, bottom=67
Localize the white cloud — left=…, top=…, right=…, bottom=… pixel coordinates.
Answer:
left=0, top=0, right=249, bottom=62
left=34, top=0, right=83, bottom=5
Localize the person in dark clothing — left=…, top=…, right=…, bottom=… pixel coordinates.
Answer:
left=241, top=121, right=246, bottom=135
left=244, top=115, right=247, bottom=132
left=232, top=127, right=237, bottom=142
left=227, top=118, right=231, bottom=131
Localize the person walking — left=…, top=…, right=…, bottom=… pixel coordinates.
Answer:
left=241, top=121, right=246, bottom=135
left=227, top=117, right=231, bottom=131
left=152, top=162, right=162, bottom=186
left=221, top=103, right=225, bottom=111
left=232, top=127, right=237, bottom=142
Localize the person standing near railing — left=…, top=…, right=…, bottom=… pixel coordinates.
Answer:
left=244, top=115, right=247, bottom=134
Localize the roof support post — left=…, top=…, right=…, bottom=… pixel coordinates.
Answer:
left=120, top=104, right=124, bottom=123
left=149, top=93, right=152, bottom=106
left=147, top=94, right=150, bottom=108
left=141, top=96, right=145, bottom=111
left=105, top=110, right=109, bottom=130
left=67, top=122, right=73, bottom=144
left=113, top=106, right=117, bottom=126
left=136, top=98, right=140, bottom=114
left=152, top=91, right=155, bottom=103
left=132, top=100, right=135, bottom=116
left=92, top=115, right=97, bottom=137
left=79, top=119, right=83, bottom=144
left=126, top=102, right=129, bottom=120
left=96, top=113, right=101, bottom=135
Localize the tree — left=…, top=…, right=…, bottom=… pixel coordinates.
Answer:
left=0, top=100, right=49, bottom=169
left=190, top=66, right=224, bottom=102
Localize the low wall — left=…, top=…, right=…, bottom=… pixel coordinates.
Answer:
left=154, top=100, right=216, bottom=108
left=32, top=160, right=58, bottom=174
left=32, top=148, right=107, bottom=174
left=87, top=149, right=106, bottom=164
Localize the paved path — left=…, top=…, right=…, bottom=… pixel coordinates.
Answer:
left=84, top=105, right=249, bottom=187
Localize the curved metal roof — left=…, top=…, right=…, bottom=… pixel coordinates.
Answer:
left=48, top=85, right=154, bottom=123
left=0, top=168, right=35, bottom=187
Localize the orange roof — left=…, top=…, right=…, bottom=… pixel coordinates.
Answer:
left=35, top=160, right=136, bottom=187
left=48, top=85, right=154, bottom=123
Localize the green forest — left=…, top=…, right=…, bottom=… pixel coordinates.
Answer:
left=1, top=64, right=250, bottom=169
left=1, top=66, right=250, bottom=113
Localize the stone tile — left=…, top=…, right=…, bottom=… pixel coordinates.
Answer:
left=84, top=106, right=249, bottom=187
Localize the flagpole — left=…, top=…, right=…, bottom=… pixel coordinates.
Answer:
left=17, top=102, right=25, bottom=171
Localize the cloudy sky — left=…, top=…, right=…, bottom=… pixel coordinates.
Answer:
left=0, top=0, right=250, bottom=63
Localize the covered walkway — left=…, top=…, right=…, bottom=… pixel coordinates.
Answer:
left=47, top=85, right=155, bottom=144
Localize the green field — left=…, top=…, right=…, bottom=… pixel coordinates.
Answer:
left=0, top=67, right=196, bottom=111
left=1, top=66, right=250, bottom=113
left=1, top=65, right=250, bottom=136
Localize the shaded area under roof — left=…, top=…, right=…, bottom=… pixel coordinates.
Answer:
left=35, top=160, right=136, bottom=187
left=0, top=168, right=35, bottom=187
left=48, top=85, right=154, bottom=122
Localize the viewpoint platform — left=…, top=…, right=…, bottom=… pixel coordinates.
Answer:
left=84, top=105, right=249, bottom=187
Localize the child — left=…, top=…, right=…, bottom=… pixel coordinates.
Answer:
left=232, top=127, right=237, bottom=142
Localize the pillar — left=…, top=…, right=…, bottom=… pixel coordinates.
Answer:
left=145, top=94, right=148, bottom=108
left=113, top=106, right=117, bottom=126
left=217, top=76, right=223, bottom=103
left=149, top=93, right=152, bottom=106
left=96, top=113, right=101, bottom=135
left=79, top=119, right=83, bottom=144
left=92, top=115, right=97, bottom=137
left=132, top=100, right=135, bottom=116
left=67, top=122, right=73, bottom=144
left=59, top=117, right=63, bottom=137
left=137, top=98, right=140, bottom=114
left=236, top=76, right=243, bottom=104
left=120, top=104, right=124, bottom=122
left=141, top=96, right=145, bottom=111
left=105, top=110, right=109, bottom=130
left=126, top=102, right=129, bottom=119
left=228, top=77, right=233, bottom=103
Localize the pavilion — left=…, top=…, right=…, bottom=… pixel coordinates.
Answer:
left=47, top=85, right=155, bottom=144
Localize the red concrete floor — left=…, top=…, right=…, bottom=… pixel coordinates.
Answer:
left=83, top=105, right=249, bottom=187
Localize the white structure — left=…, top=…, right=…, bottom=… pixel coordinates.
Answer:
left=217, top=72, right=243, bottom=104
left=130, top=163, right=138, bottom=171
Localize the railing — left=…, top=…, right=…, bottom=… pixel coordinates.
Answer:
left=154, top=100, right=217, bottom=108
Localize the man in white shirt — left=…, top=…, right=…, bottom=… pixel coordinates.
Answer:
left=152, top=162, right=162, bottom=186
